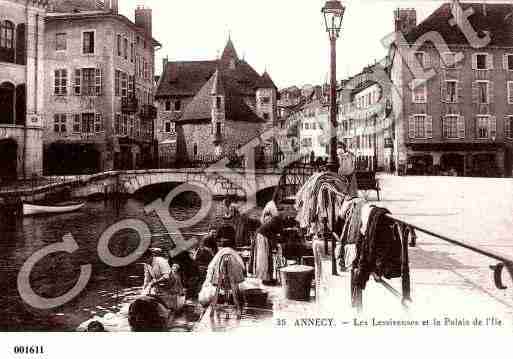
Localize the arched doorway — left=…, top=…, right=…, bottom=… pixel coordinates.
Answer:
left=0, top=82, right=15, bottom=124
left=408, top=155, right=433, bottom=175
left=441, top=153, right=465, bottom=176
left=472, top=153, right=497, bottom=177
left=0, top=139, right=18, bottom=181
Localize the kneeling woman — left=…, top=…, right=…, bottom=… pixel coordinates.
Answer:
left=198, top=247, right=246, bottom=308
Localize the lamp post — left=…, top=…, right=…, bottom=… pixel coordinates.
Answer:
left=322, top=1, right=345, bottom=276
left=322, top=1, right=345, bottom=173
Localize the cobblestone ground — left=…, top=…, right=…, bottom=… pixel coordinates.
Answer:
left=359, top=175, right=513, bottom=328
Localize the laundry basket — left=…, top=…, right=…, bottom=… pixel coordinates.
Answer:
left=280, top=265, right=314, bottom=301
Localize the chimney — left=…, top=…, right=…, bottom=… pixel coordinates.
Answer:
left=135, top=5, right=152, bottom=38
left=394, top=8, right=417, bottom=34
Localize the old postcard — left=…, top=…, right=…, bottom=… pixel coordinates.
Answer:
left=0, top=0, right=512, bottom=356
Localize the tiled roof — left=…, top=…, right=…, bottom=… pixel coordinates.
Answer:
left=256, top=71, right=278, bottom=89
left=405, top=2, right=513, bottom=47
left=156, top=60, right=218, bottom=97
left=179, top=70, right=264, bottom=124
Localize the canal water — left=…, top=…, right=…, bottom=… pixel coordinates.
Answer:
left=0, top=184, right=262, bottom=331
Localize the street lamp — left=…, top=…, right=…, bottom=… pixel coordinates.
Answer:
left=322, top=0, right=345, bottom=173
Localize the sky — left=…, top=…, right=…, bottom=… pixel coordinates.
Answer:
left=119, top=0, right=447, bottom=89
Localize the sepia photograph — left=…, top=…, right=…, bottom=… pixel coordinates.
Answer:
left=0, top=0, right=512, bottom=355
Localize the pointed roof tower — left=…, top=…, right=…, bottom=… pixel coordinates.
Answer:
left=221, top=37, right=239, bottom=66
left=256, top=71, right=278, bottom=90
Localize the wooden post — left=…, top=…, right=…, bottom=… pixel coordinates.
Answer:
left=398, top=223, right=412, bottom=305
left=331, top=191, right=338, bottom=276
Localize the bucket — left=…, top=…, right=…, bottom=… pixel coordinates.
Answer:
left=280, top=265, right=314, bottom=301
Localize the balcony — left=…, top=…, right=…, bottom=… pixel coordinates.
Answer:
left=140, top=104, right=157, bottom=120
left=121, top=96, right=138, bottom=114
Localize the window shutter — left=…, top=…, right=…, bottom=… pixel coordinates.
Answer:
left=471, top=54, right=477, bottom=70
left=457, top=80, right=464, bottom=104
left=504, top=54, right=508, bottom=70
left=487, top=54, right=494, bottom=70
left=489, top=82, right=494, bottom=103
left=458, top=115, right=465, bottom=139
left=505, top=116, right=512, bottom=139
left=489, top=116, right=497, bottom=138
left=426, top=115, right=433, bottom=139
left=508, top=82, right=513, bottom=104
left=472, top=81, right=478, bottom=104
left=74, top=69, right=81, bottom=95
left=95, top=68, right=102, bottom=96
left=408, top=116, right=415, bottom=139
left=442, top=116, right=448, bottom=138
left=440, top=74, right=447, bottom=103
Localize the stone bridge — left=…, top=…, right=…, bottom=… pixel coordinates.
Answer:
left=69, top=168, right=285, bottom=199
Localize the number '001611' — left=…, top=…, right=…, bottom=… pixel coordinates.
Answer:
left=13, top=345, right=44, bottom=355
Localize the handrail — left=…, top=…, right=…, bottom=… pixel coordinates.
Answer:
left=386, top=214, right=513, bottom=266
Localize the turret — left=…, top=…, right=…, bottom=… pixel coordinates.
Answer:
left=394, top=8, right=417, bottom=34
left=135, top=5, right=152, bottom=38
left=256, top=71, right=278, bottom=131
left=210, top=70, right=226, bottom=154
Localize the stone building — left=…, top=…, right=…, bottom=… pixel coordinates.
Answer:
left=0, top=0, right=47, bottom=182
left=390, top=2, right=513, bottom=177
left=338, top=61, right=395, bottom=172
left=43, top=0, right=160, bottom=175
left=155, top=38, right=278, bottom=167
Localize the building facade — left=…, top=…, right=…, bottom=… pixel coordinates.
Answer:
left=43, top=1, right=159, bottom=175
left=390, top=2, right=513, bottom=177
left=0, top=0, right=47, bottom=181
left=338, top=62, right=395, bottom=172
left=155, top=39, right=278, bottom=167
left=299, top=98, right=330, bottom=159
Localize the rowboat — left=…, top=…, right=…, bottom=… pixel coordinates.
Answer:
left=23, top=202, right=85, bottom=216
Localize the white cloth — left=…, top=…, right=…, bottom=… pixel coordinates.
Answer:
left=205, top=247, right=245, bottom=286
left=254, top=233, right=271, bottom=281
left=260, top=200, right=279, bottom=224
left=360, top=203, right=375, bottom=236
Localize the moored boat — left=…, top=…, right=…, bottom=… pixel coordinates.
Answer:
left=23, top=201, right=85, bottom=216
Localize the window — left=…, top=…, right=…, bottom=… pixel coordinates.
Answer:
left=175, top=100, right=181, bottom=111
left=301, top=138, right=312, bottom=148
left=144, top=60, right=149, bottom=80
left=117, top=35, right=121, bottom=56
left=54, top=69, right=67, bottom=96
left=216, top=122, right=221, bottom=135
left=263, top=113, right=269, bottom=120
left=123, top=38, right=128, bottom=60
left=115, top=114, right=121, bottom=134
left=129, top=115, right=134, bottom=137
left=304, top=123, right=309, bottom=130
left=0, top=20, right=14, bottom=49
left=121, top=72, right=128, bottom=98
left=414, top=115, right=425, bottom=138
left=82, top=31, right=95, bottom=54
left=75, top=68, right=102, bottom=96
left=215, top=97, right=221, bottom=110
left=130, top=43, right=134, bottom=63
left=94, top=113, right=103, bottom=133
left=477, top=81, right=489, bottom=104
left=165, top=100, right=171, bottom=111
left=445, top=80, right=457, bottom=103
left=165, top=122, right=171, bottom=133
left=54, top=114, right=66, bottom=133
left=443, top=115, right=458, bottom=139
left=81, top=113, right=95, bottom=134
left=474, top=53, right=491, bottom=70
left=476, top=116, right=489, bottom=139
left=505, top=54, right=513, bottom=71
left=412, top=79, right=427, bottom=103
left=505, top=116, right=513, bottom=139
left=442, top=52, right=457, bottom=69
left=261, top=96, right=270, bottom=105
left=508, top=82, right=513, bottom=104
left=56, top=33, right=67, bottom=51
left=312, top=122, right=316, bottom=130
left=73, top=114, right=81, bottom=133
left=128, top=75, right=134, bottom=97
